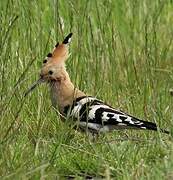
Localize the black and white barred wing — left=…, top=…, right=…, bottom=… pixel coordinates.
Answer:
left=65, top=96, right=168, bottom=134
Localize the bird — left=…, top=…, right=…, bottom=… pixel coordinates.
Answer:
left=25, top=33, right=169, bottom=135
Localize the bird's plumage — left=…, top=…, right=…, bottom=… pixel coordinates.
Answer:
left=25, top=33, right=169, bottom=135
left=63, top=96, right=169, bottom=134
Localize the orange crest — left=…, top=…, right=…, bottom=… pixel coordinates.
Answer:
left=43, top=33, right=72, bottom=65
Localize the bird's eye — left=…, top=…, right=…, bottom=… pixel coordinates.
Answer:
left=43, top=59, right=47, bottom=63
left=48, top=70, right=53, bottom=75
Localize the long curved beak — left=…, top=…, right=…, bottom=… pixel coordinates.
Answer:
left=24, top=78, right=44, bottom=97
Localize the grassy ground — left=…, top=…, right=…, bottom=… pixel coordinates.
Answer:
left=1, top=0, right=173, bottom=179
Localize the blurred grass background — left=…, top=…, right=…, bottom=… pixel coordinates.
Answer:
left=1, top=0, right=173, bottom=179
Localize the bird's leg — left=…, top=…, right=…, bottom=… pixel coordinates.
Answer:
left=85, top=130, right=100, bottom=142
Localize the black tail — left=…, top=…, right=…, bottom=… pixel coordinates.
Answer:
left=132, top=117, right=169, bottom=134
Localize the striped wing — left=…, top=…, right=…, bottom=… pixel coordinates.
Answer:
left=63, top=96, right=168, bottom=133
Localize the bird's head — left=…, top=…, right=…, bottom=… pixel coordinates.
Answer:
left=24, top=33, right=72, bottom=96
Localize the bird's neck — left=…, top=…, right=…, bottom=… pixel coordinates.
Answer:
left=49, top=71, right=85, bottom=112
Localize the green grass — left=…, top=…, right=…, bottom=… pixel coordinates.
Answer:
left=1, top=0, right=173, bottom=179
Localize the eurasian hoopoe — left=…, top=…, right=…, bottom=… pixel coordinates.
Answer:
left=25, top=33, right=169, bottom=135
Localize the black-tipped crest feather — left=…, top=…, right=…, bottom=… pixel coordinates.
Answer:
left=63, top=33, right=73, bottom=44
left=55, top=42, right=59, bottom=47
left=47, top=53, right=52, bottom=57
